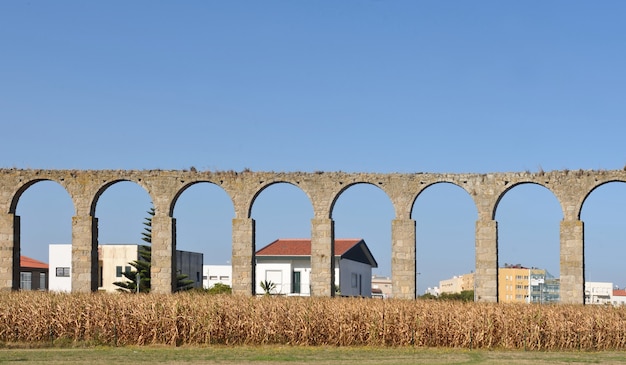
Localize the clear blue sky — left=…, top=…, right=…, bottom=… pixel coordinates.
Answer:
left=2, top=1, right=626, bottom=293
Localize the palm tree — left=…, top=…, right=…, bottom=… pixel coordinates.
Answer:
left=260, top=280, right=276, bottom=295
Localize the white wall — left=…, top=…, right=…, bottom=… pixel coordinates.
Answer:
left=255, top=258, right=313, bottom=296
left=585, top=281, right=613, bottom=305
left=48, top=244, right=72, bottom=292
left=338, top=258, right=372, bottom=297
left=256, top=261, right=292, bottom=294
left=203, top=265, right=232, bottom=289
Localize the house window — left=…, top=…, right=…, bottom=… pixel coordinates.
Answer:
left=39, top=272, right=46, bottom=290
left=56, top=267, right=70, bottom=277
left=351, top=273, right=358, bottom=288
left=292, top=271, right=301, bottom=294
left=116, top=266, right=123, bottom=277
left=125, top=266, right=132, bottom=275
left=20, top=272, right=32, bottom=290
left=209, top=276, right=218, bottom=280
left=219, top=276, right=229, bottom=280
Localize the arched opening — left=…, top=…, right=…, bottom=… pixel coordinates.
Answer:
left=412, top=182, right=477, bottom=298
left=92, top=181, right=152, bottom=292
left=495, top=183, right=562, bottom=303
left=332, top=183, right=393, bottom=297
left=15, top=180, right=73, bottom=291
left=173, top=182, right=234, bottom=292
left=581, top=181, right=626, bottom=305
left=251, top=183, right=313, bottom=295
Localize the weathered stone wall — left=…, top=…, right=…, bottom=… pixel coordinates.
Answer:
left=1, top=168, right=624, bottom=303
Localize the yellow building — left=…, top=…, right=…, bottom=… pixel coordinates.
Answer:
left=439, top=273, right=474, bottom=294
left=498, top=265, right=548, bottom=303
left=499, top=265, right=529, bottom=303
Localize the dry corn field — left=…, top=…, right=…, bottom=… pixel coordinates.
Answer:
left=1, top=292, right=626, bottom=350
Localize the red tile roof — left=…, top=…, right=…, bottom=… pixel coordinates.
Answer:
left=256, top=238, right=362, bottom=257
left=20, top=256, right=48, bottom=269
left=614, top=289, right=626, bottom=297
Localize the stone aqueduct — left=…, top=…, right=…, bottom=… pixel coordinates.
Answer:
left=1, top=168, right=625, bottom=304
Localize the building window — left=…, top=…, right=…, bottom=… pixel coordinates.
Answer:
left=39, top=272, right=46, bottom=290
left=209, top=275, right=217, bottom=280
left=219, top=276, right=229, bottom=281
left=116, top=266, right=123, bottom=277
left=56, top=267, right=70, bottom=277
left=20, top=272, right=32, bottom=290
left=351, top=273, right=358, bottom=288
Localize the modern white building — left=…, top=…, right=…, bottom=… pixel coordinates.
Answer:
left=585, top=281, right=617, bottom=305
left=49, top=244, right=203, bottom=292
left=255, top=238, right=378, bottom=297
left=203, top=265, right=232, bottom=289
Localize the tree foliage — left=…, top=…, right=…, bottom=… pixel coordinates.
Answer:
left=206, top=282, right=232, bottom=295
left=419, top=290, right=475, bottom=302
left=113, top=206, right=195, bottom=293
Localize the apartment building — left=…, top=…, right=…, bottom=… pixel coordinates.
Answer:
left=439, top=273, right=474, bottom=295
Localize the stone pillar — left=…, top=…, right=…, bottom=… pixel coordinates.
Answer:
left=310, top=218, right=334, bottom=297
left=0, top=213, right=19, bottom=290
left=475, top=219, right=498, bottom=302
left=71, top=215, right=98, bottom=292
left=391, top=218, right=416, bottom=299
left=231, top=218, right=255, bottom=295
left=151, top=215, right=176, bottom=294
left=560, top=219, right=584, bottom=304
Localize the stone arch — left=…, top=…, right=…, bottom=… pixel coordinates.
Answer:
left=494, top=181, right=564, bottom=303
left=8, top=178, right=75, bottom=215
left=493, top=181, right=564, bottom=221
left=89, top=179, right=154, bottom=217
left=330, top=182, right=395, bottom=285
left=9, top=179, right=75, bottom=291
left=578, top=178, right=626, bottom=220
left=248, top=180, right=315, bottom=219
left=410, top=181, right=478, bottom=294
left=170, top=180, right=236, bottom=218
left=409, top=180, right=477, bottom=216
left=329, top=182, right=393, bottom=219
left=169, top=181, right=236, bottom=290
left=580, top=180, right=626, bottom=286
left=249, top=181, right=316, bottom=296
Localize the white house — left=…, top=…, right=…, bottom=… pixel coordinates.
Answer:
left=613, top=289, right=626, bottom=306
left=585, top=281, right=613, bottom=305
left=49, top=244, right=203, bottom=292
left=203, top=265, right=232, bottom=289
left=255, top=238, right=378, bottom=297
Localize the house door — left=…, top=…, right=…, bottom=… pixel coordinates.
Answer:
left=292, top=271, right=301, bottom=294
